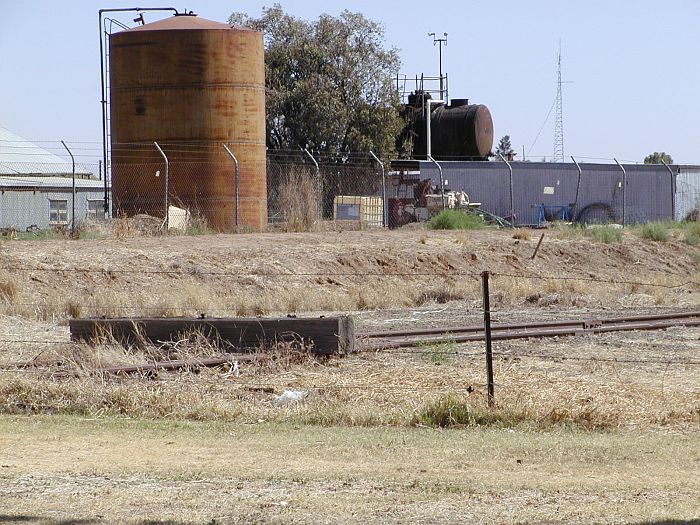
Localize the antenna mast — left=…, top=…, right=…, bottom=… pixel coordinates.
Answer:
left=553, top=41, right=564, bottom=162
left=428, top=32, right=448, bottom=102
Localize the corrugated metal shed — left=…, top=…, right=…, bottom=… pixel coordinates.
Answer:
left=416, top=161, right=687, bottom=225
left=0, top=127, right=92, bottom=176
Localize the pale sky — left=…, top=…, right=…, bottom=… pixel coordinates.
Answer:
left=1, top=0, right=698, bottom=163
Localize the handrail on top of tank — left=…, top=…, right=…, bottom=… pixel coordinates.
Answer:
left=98, top=6, right=181, bottom=220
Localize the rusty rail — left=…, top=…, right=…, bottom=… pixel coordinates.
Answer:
left=359, top=311, right=700, bottom=351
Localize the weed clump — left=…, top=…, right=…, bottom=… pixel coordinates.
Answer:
left=512, top=229, right=531, bottom=240
left=682, top=221, right=700, bottom=245
left=583, top=225, right=623, bottom=244
left=413, top=394, right=523, bottom=428
left=428, top=210, right=485, bottom=230
left=639, top=222, right=670, bottom=242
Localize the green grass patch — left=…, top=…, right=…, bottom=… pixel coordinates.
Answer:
left=639, top=222, right=670, bottom=242
left=428, top=210, right=486, bottom=230
left=682, top=221, right=700, bottom=245
left=418, top=340, right=457, bottom=366
left=412, top=394, right=526, bottom=428
left=582, top=225, right=623, bottom=244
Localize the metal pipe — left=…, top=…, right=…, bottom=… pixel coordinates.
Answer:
left=61, top=140, right=76, bottom=237
left=154, top=142, right=169, bottom=231
left=425, top=99, right=443, bottom=159
left=661, top=160, right=676, bottom=221
left=497, top=152, right=515, bottom=226
left=369, top=150, right=387, bottom=227
left=98, top=7, right=180, bottom=224
left=426, top=154, right=445, bottom=210
left=222, top=144, right=239, bottom=231
left=571, top=155, right=582, bottom=216
left=614, top=157, right=626, bottom=225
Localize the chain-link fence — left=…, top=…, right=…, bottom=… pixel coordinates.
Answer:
left=0, top=139, right=698, bottom=234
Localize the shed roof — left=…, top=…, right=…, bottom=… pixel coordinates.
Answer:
left=0, top=127, right=92, bottom=176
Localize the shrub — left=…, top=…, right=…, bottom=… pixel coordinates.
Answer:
left=639, top=222, right=669, bottom=242
left=428, top=210, right=485, bottom=230
left=682, top=221, right=700, bottom=246
left=412, top=394, right=523, bottom=428
left=512, top=228, right=531, bottom=240
left=583, top=225, right=623, bottom=244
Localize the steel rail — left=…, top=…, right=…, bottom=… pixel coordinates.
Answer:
left=359, top=312, right=700, bottom=351
left=359, top=311, right=700, bottom=339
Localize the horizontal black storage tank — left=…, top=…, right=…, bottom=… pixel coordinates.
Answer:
left=409, top=100, right=494, bottom=160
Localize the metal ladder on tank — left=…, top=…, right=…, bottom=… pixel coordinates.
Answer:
left=100, top=17, right=129, bottom=218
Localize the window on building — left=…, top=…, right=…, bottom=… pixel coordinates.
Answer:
left=49, top=199, right=68, bottom=224
left=86, top=199, right=104, bottom=220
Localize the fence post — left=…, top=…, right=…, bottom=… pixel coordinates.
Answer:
left=481, top=270, right=495, bottom=407
left=426, top=155, right=445, bottom=210
left=303, top=148, right=321, bottom=218
left=571, top=155, right=582, bottom=219
left=222, top=144, right=239, bottom=232
left=61, top=140, right=76, bottom=237
left=497, top=152, right=514, bottom=226
left=614, top=157, right=626, bottom=225
left=661, top=160, right=675, bottom=221
left=154, top=141, right=169, bottom=231
left=369, top=150, right=387, bottom=227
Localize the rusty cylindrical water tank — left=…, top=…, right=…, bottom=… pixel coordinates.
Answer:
left=411, top=100, right=494, bottom=160
left=109, top=14, right=266, bottom=231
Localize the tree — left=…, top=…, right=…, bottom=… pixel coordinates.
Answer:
left=229, top=4, right=403, bottom=158
left=644, top=152, right=673, bottom=164
left=494, top=135, right=516, bottom=160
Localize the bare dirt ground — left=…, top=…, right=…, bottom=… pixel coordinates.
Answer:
left=0, top=227, right=696, bottom=321
left=0, top=227, right=698, bottom=524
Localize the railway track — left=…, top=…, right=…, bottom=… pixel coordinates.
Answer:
left=358, top=311, right=700, bottom=351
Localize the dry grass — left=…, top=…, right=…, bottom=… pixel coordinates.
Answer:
left=279, top=168, right=321, bottom=232
left=0, top=415, right=698, bottom=524
left=512, top=228, right=531, bottom=240
left=2, top=324, right=698, bottom=431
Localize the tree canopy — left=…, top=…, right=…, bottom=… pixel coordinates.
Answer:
left=229, top=4, right=403, bottom=158
left=643, top=151, right=673, bottom=164
left=494, top=135, right=515, bottom=160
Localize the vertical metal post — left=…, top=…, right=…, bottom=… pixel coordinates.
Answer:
left=303, top=148, right=321, bottom=218
left=571, top=155, right=582, bottom=217
left=426, top=155, right=445, bottom=210
left=61, top=140, right=76, bottom=237
left=222, top=144, right=239, bottom=231
left=369, top=151, right=387, bottom=227
left=425, top=99, right=443, bottom=159
left=661, top=160, right=675, bottom=221
left=497, top=152, right=515, bottom=226
left=154, top=141, right=169, bottom=231
left=481, top=271, right=495, bottom=407
left=614, top=157, right=626, bottom=225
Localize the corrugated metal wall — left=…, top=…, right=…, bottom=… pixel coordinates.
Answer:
left=418, top=161, right=679, bottom=225
left=675, top=166, right=700, bottom=221
left=0, top=188, right=104, bottom=230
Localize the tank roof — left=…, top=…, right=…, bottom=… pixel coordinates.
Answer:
left=122, top=15, right=240, bottom=32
